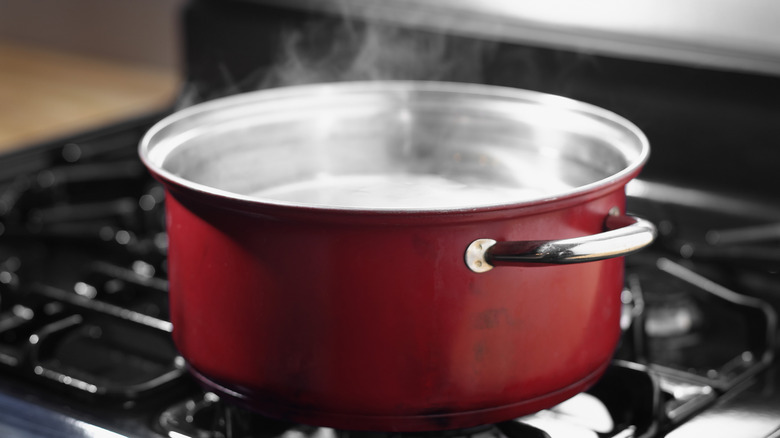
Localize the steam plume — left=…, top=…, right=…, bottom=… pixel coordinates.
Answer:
left=260, top=19, right=494, bottom=88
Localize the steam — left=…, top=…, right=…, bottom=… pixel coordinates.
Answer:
left=260, top=19, right=494, bottom=88
left=174, top=12, right=496, bottom=108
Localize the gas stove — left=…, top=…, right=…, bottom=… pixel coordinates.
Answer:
left=1, top=120, right=779, bottom=437
left=3, top=0, right=780, bottom=437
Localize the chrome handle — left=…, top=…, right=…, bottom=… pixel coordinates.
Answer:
left=465, top=212, right=656, bottom=273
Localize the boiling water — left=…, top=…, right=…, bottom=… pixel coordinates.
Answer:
left=251, top=173, right=555, bottom=209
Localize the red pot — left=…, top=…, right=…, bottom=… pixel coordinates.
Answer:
left=139, top=81, right=654, bottom=431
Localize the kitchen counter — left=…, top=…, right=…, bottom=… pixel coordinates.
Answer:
left=0, top=41, right=179, bottom=154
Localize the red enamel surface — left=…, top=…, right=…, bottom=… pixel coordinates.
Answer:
left=158, top=176, right=631, bottom=431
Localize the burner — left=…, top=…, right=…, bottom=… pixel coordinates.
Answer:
left=157, top=393, right=554, bottom=438
left=643, top=286, right=704, bottom=340
left=638, top=269, right=706, bottom=360
left=157, top=362, right=664, bottom=438
left=158, top=392, right=293, bottom=438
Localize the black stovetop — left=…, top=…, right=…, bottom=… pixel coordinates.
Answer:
left=0, top=113, right=780, bottom=438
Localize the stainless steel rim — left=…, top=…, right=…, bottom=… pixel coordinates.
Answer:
left=139, top=81, right=650, bottom=213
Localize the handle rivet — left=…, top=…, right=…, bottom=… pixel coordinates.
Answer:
left=465, top=239, right=497, bottom=273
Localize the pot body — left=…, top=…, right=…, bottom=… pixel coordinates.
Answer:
left=140, top=81, right=650, bottom=431
left=163, top=182, right=628, bottom=431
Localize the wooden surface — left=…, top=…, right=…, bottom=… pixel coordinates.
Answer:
left=0, top=41, right=179, bottom=153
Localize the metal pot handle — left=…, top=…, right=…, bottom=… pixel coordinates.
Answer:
left=465, top=209, right=656, bottom=273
